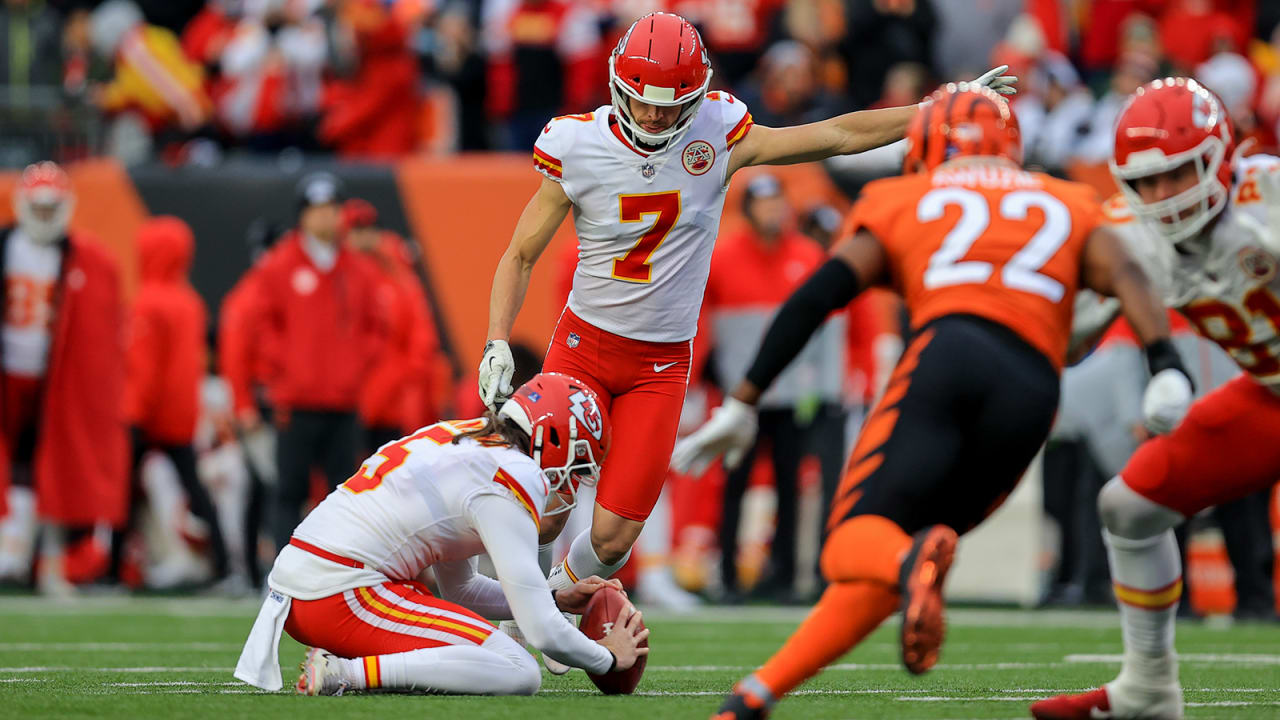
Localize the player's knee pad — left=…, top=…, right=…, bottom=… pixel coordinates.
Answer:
left=1097, top=476, right=1183, bottom=540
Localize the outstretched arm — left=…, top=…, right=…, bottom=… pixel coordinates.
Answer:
left=726, top=66, right=1016, bottom=178
left=726, top=105, right=918, bottom=175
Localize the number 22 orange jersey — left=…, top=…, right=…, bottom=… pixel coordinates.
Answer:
left=845, top=163, right=1103, bottom=370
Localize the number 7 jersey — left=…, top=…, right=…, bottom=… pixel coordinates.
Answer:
left=845, top=163, right=1104, bottom=370
left=533, top=93, right=754, bottom=342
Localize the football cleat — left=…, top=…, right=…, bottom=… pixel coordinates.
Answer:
left=898, top=524, right=957, bottom=675
left=1031, top=687, right=1112, bottom=719
left=710, top=688, right=770, bottom=720
left=1032, top=684, right=1183, bottom=719
left=295, top=647, right=348, bottom=696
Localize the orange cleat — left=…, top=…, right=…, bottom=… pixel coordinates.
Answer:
left=898, top=524, right=957, bottom=674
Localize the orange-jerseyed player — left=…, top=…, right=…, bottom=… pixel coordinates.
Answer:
left=670, top=83, right=1188, bottom=719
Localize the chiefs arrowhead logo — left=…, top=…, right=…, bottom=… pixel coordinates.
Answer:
left=568, top=390, right=604, bottom=441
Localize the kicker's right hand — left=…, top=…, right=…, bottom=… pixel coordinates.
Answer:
left=478, top=339, right=515, bottom=410
left=669, top=397, right=758, bottom=476
left=596, top=603, right=649, bottom=672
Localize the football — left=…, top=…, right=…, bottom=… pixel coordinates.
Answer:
left=579, top=585, right=648, bottom=695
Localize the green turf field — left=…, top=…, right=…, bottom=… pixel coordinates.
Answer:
left=1, top=597, right=1276, bottom=719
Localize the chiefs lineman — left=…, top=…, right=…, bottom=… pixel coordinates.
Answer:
left=1032, top=79, right=1280, bottom=719
left=670, top=83, right=1182, bottom=719
left=478, top=11, right=1016, bottom=628
left=234, top=373, right=648, bottom=696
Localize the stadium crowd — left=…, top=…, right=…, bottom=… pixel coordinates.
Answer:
left=0, top=1, right=1276, bottom=166
left=0, top=0, right=1276, bottom=624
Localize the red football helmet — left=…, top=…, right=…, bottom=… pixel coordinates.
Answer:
left=1110, top=77, right=1235, bottom=245
left=13, top=161, right=74, bottom=244
left=903, top=82, right=1021, bottom=173
left=498, top=372, right=611, bottom=516
left=609, top=12, right=712, bottom=149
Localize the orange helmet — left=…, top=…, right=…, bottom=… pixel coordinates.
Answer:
left=903, top=82, right=1022, bottom=173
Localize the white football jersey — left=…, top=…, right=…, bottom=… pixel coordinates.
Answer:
left=270, top=419, right=549, bottom=599
left=533, top=92, right=754, bottom=342
left=1105, top=154, right=1280, bottom=390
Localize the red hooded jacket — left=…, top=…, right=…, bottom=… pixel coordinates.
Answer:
left=247, top=232, right=384, bottom=415
left=124, top=217, right=208, bottom=445
left=0, top=229, right=127, bottom=525
left=357, top=233, right=440, bottom=430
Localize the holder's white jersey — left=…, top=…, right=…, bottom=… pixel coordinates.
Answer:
left=533, top=93, right=754, bottom=342
left=1100, top=154, right=1280, bottom=390
left=269, top=419, right=549, bottom=600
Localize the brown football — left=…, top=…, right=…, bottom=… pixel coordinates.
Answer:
left=579, top=586, right=648, bottom=695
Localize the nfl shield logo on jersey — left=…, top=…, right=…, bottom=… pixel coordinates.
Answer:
left=567, top=332, right=581, bottom=349
left=682, top=140, right=715, bottom=176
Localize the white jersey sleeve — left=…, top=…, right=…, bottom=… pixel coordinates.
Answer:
left=533, top=113, right=586, bottom=203
left=467, top=493, right=614, bottom=674
left=711, top=90, right=755, bottom=188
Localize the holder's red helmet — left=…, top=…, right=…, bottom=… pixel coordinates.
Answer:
left=1109, top=77, right=1235, bottom=245
left=498, top=372, right=611, bottom=516
left=609, top=12, right=712, bottom=149
left=903, top=82, right=1021, bottom=174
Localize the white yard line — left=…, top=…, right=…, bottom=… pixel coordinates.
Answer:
left=1065, top=653, right=1280, bottom=665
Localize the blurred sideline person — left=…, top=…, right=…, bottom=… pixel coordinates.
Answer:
left=342, top=199, right=441, bottom=454
left=235, top=373, right=648, bottom=696
left=702, top=173, right=844, bottom=602
left=1034, top=78, right=1280, bottom=720
left=478, top=12, right=1016, bottom=638
left=235, top=172, right=384, bottom=553
left=671, top=83, right=1184, bottom=719
left=0, top=162, right=127, bottom=596
left=114, top=216, right=229, bottom=586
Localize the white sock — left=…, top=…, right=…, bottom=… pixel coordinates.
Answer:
left=537, top=542, right=554, bottom=576
left=1104, top=528, right=1181, bottom=688
left=547, top=528, right=632, bottom=591
left=338, top=631, right=540, bottom=695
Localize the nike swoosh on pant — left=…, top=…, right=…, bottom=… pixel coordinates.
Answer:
left=654, top=361, right=678, bottom=373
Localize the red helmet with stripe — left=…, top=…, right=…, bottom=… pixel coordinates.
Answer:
left=13, top=161, right=74, bottom=244
left=1109, top=77, right=1235, bottom=245
left=498, top=372, right=611, bottom=516
left=903, top=83, right=1022, bottom=174
left=609, top=12, right=712, bottom=149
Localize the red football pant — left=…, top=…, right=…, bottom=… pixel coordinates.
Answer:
left=284, top=580, right=495, bottom=657
left=1121, top=375, right=1280, bottom=516
left=543, top=308, right=691, bottom=522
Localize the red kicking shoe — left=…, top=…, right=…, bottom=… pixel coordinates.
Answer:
left=1031, top=687, right=1112, bottom=719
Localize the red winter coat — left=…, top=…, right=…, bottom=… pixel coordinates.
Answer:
left=0, top=229, right=127, bottom=525
left=356, top=234, right=439, bottom=430
left=220, top=262, right=281, bottom=418
left=124, top=217, right=208, bottom=445
left=248, top=232, right=384, bottom=415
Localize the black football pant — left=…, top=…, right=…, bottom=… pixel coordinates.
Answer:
left=272, top=409, right=359, bottom=552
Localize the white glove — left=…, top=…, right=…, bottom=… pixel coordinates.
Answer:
left=669, top=397, right=759, bottom=476
left=478, top=339, right=515, bottom=411
left=1142, top=368, right=1193, bottom=435
left=972, top=64, right=1018, bottom=96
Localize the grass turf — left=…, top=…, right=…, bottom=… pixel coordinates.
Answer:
left=0, top=597, right=1276, bottom=719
